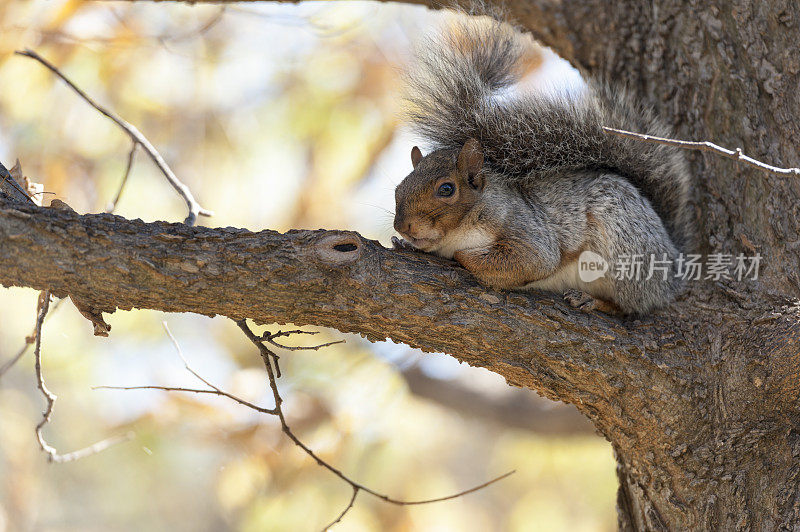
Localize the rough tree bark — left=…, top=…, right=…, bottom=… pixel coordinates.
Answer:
left=3, top=0, right=800, bottom=530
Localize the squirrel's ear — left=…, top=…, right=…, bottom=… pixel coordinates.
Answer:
left=411, top=146, right=423, bottom=168
left=457, top=138, right=484, bottom=190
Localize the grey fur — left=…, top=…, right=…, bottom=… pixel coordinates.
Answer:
left=397, top=15, right=693, bottom=314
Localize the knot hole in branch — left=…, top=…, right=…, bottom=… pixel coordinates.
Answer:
left=333, top=243, right=357, bottom=252
left=314, top=233, right=362, bottom=265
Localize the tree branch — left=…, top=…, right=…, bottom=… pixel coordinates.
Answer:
left=4, top=191, right=799, bottom=453
left=0, top=197, right=703, bottom=429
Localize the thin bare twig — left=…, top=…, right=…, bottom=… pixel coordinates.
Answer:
left=95, top=321, right=279, bottom=415
left=32, top=291, right=131, bottom=463
left=266, top=338, right=345, bottom=351
left=16, top=49, right=213, bottom=225
left=93, top=385, right=277, bottom=414
left=235, top=319, right=515, bottom=528
left=41, top=432, right=134, bottom=464
left=261, top=329, right=345, bottom=352
left=268, top=329, right=321, bottom=339
left=323, top=487, right=359, bottom=531
left=603, top=126, right=800, bottom=176
left=258, top=331, right=286, bottom=378
left=106, top=141, right=137, bottom=213
left=31, top=292, right=53, bottom=455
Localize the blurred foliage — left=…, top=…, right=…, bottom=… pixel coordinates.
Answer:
left=0, top=1, right=615, bottom=531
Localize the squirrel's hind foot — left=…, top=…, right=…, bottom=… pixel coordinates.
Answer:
left=563, top=289, right=621, bottom=316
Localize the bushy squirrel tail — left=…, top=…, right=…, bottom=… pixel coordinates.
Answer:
left=404, top=14, right=693, bottom=251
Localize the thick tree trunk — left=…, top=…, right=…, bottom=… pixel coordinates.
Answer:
left=502, top=1, right=800, bottom=529
left=4, top=0, right=800, bottom=529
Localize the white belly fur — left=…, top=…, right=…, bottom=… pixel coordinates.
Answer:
left=433, top=226, right=495, bottom=259
left=524, top=260, right=613, bottom=299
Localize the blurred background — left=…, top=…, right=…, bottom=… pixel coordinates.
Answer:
left=0, top=1, right=615, bottom=530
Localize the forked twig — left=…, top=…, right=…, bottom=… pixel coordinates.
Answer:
left=236, top=320, right=515, bottom=529
left=603, top=126, right=800, bottom=176
left=102, top=319, right=515, bottom=529
left=96, top=322, right=278, bottom=414
left=261, top=329, right=345, bottom=352
left=16, top=49, right=213, bottom=225
left=32, top=291, right=132, bottom=463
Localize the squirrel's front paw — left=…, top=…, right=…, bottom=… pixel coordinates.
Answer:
left=563, top=289, right=620, bottom=315
left=391, top=236, right=416, bottom=251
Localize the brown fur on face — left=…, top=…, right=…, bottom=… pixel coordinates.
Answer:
left=394, top=139, right=486, bottom=252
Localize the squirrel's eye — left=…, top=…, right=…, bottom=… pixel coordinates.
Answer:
left=437, top=183, right=455, bottom=197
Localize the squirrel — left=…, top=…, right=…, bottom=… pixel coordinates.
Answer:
left=392, top=15, right=693, bottom=315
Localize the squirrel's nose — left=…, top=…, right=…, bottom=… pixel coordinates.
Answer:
left=394, top=217, right=411, bottom=235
